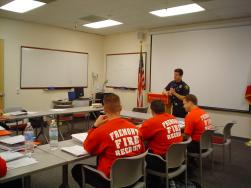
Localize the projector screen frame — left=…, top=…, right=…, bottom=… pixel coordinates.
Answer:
left=20, top=46, right=89, bottom=89
left=149, top=32, right=251, bottom=114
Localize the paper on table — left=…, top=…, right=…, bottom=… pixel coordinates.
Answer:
left=178, top=120, right=185, bottom=129
left=27, top=111, right=38, bottom=115
left=61, top=145, right=88, bottom=157
left=0, top=135, right=25, bottom=145
left=0, top=126, right=5, bottom=131
left=7, top=157, right=37, bottom=170
left=71, top=132, right=88, bottom=144
left=0, top=151, right=24, bottom=162
left=49, top=109, right=66, bottom=112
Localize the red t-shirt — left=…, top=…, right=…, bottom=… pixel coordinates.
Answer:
left=139, top=113, right=183, bottom=156
left=0, top=157, right=7, bottom=177
left=84, top=118, right=145, bottom=177
left=184, top=107, right=213, bottom=142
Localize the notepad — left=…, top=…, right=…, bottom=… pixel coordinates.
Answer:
left=0, top=135, right=25, bottom=145
left=7, top=157, right=37, bottom=170
left=0, top=151, right=25, bottom=162
left=61, top=145, right=88, bottom=157
left=71, top=132, right=88, bottom=144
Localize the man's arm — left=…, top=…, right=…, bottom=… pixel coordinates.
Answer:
left=163, top=82, right=173, bottom=95
left=170, top=84, right=190, bottom=101
left=0, top=157, right=7, bottom=177
left=83, top=115, right=108, bottom=155
left=184, top=116, right=193, bottom=139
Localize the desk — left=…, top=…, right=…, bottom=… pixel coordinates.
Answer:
left=120, top=110, right=152, bottom=120
left=38, top=139, right=91, bottom=188
left=0, top=106, right=103, bottom=123
left=0, top=148, right=66, bottom=187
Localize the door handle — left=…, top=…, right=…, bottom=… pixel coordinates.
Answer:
left=0, top=93, right=4, bottom=97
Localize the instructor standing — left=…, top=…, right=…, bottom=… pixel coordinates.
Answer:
left=163, top=68, right=190, bottom=118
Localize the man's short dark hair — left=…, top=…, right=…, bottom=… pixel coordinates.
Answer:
left=150, top=100, right=165, bottom=114
left=174, top=68, right=183, bottom=76
left=103, top=93, right=122, bottom=113
left=184, top=94, right=198, bottom=105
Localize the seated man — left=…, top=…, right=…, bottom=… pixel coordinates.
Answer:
left=72, top=93, right=145, bottom=188
left=139, top=100, right=183, bottom=188
left=0, top=157, right=7, bottom=178
left=183, top=94, right=213, bottom=153
left=139, top=100, right=183, bottom=157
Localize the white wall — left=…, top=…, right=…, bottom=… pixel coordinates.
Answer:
left=0, top=18, right=104, bottom=111
left=103, top=30, right=251, bottom=139
left=104, top=32, right=151, bottom=110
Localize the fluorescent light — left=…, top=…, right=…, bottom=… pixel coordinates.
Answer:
left=150, top=3, right=205, bottom=17
left=0, top=0, right=46, bottom=13
left=83, top=19, right=123, bottom=29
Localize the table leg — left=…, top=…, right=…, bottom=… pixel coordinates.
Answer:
left=23, top=175, right=31, bottom=188
left=59, top=165, right=70, bottom=188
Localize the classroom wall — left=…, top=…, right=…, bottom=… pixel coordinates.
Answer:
left=103, top=30, right=251, bottom=139
left=104, top=32, right=151, bottom=110
left=0, top=18, right=104, bottom=111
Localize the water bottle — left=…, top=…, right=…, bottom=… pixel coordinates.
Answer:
left=169, top=180, right=176, bottom=188
left=24, top=122, right=34, bottom=157
left=49, top=119, right=58, bottom=150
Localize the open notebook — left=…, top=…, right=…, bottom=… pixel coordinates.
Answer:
left=0, top=151, right=25, bottom=162
left=71, top=132, right=88, bottom=144
left=61, top=145, right=88, bottom=157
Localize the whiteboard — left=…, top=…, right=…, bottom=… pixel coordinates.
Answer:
left=21, top=46, right=88, bottom=88
left=151, top=25, right=251, bottom=111
left=106, top=53, right=146, bottom=89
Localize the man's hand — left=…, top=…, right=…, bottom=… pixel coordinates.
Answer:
left=170, top=88, right=176, bottom=95
left=94, top=115, right=108, bottom=128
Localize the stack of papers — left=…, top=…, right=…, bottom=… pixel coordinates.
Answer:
left=7, top=157, right=37, bottom=170
left=71, top=133, right=88, bottom=144
left=61, top=145, right=88, bottom=157
left=0, top=151, right=24, bottom=162
left=0, top=135, right=25, bottom=151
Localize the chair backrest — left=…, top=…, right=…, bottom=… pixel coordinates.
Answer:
left=110, top=151, right=148, bottom=188
left=166, top=138, right=192, bottom=169
left=4, top=107, right=23, bottom=113
left=223, top=122, right=235, bottom=141
left=132, top=107, right=148, bottom=113
left=200, top=130, right=214, bottom=150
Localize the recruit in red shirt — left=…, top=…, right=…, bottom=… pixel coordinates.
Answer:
left=139, top=113, right=183, bottom=157
left=84, top=118, right=145, bottom=177
left=184, top=107, right=213, bottom=142
left=0, top=157, right=7, bottom=177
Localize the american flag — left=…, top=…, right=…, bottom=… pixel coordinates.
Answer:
left=137, top=45, right=145, bottom=107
